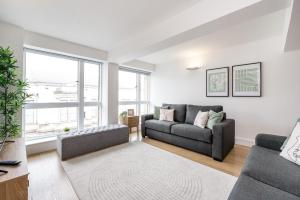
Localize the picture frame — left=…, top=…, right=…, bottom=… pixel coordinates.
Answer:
left=127, top=109, right=135, bottom=116
left=206, top=67, right=229, bottom=97
left=232, top=62, right=262, bottom=97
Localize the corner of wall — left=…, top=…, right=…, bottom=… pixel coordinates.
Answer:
left=0, top=21, right=24, bottom=66
left=235, top=137, right=255, bottom=147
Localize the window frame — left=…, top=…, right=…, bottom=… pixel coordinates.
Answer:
left=81, top=60, right=103, bottom=129
left=118, top=67, right=151, bottom=117
left=23, top=48, right=103, bottom=141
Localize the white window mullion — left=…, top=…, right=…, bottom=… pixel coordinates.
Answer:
left=98, top=63, right=102, bottom=126
left=147, top=75, right=150, bottom=114
left=78, top=60, right=84, bottom=130
left=25, top=102, right=79, bottom=109
left=136, top=74, right=141, bottom=116
left=22, top=50, right=27, bottom=137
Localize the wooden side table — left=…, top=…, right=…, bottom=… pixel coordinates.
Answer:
left=0, top=138, right=29, bottom=200
left=125, top=116, right=139, bottom=134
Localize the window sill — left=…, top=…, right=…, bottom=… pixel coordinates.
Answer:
left=26, top=136, right=57, bottom=146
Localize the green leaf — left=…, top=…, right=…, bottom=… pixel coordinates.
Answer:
left=0, top=46, right=29, bottom=140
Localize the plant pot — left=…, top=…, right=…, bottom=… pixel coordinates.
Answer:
left=119, top=116, right=127, bottom=125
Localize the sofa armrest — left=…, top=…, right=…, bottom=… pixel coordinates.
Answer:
left=255, top=134, right=287, bottom=151
left=141, top=114, right=154, bottom=137
left=212, top=119, right=235, bottom=161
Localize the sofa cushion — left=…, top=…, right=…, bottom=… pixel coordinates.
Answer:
left=171, top=124, right=212, bottom=143
left=145, top=119, right=177, bottom=133
left=185, top=105, right=223, bottom=124
left=229, top=174, right=300, bottom=200
left=162, top=104, right=186, bottom=123
left=242, top=145, right=300, bottom=197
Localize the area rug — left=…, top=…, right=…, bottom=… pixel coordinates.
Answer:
left=62, top=142, right=237, bottom=200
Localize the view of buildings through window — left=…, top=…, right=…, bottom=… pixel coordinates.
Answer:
left=24, top=50, right=149, bottom=140
left=118, top=69, right=150, bottom=119
left=24, top=49, right=102, bottom=141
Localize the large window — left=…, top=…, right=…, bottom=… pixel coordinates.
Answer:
left=118, top=68, right=150, bottom=118
left=24, top=49, right=102, bottom=141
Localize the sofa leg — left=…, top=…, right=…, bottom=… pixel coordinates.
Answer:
left=213, top=157, right=223, bottom=162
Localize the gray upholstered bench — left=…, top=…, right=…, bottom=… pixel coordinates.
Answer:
left=57, top=124, right=129, bottom=160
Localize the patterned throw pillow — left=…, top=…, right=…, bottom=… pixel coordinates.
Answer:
left=159, top=109, right=174, bottom=122
left=280, top=122, right=300, bottom=166
left=154, top=106, right=169, bottom=119
left=281, top=118, right=300, bottom=150
left=207, top=110, right=224, bottom=129
left=194, top=111, right=209, bottom=128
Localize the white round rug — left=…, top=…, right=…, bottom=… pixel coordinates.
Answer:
left=62, top=142, right=236, bottom=200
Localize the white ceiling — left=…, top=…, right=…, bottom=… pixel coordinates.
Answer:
left=0, top=0, right=201, bottom=51
left=0, top=0, right=297, bottom=66
left=284, top=0, right=300, bottom=51
left=107, top=0, right=290, bottom=63
left=140, top=9, right=287, bottom=65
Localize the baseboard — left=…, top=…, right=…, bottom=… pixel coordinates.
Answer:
left=235, top=137, right=255, bottom=147
left=25, top=136, right=255, bottom=155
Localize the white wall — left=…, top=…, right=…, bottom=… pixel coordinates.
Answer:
left=0, top=21, right=24, bottom=128
left=24, top=31, right=108, bottom=61
left=102, top=62, right=119, bottom=125
left=0, top=21, right=24, bottom=66
left=151, top=36, right=300, bottom=146
left=0, top=22, right=109, bottom=64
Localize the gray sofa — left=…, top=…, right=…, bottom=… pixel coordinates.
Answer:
left=141, top=104, right=235, bottom=161
left=229, top=134, right=300, bottom=200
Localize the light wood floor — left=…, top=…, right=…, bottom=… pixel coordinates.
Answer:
left=28, top=132, right=250, bottom=200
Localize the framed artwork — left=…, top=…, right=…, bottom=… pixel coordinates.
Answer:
left=127, top=109, right=135, bottom=116
left=206, top=67, right=229, bottom=97
left=232, top=62, right=262, bottom=97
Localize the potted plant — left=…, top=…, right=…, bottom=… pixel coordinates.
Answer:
left=0, top=47, right=30, bottom=142
left=119, top=111, right=127, bottom=125
left=63, top=127, right=71, bottom=133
